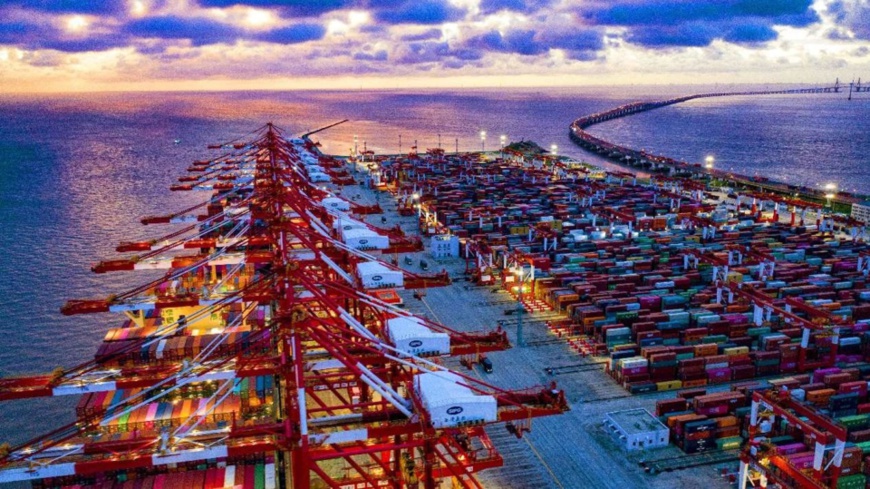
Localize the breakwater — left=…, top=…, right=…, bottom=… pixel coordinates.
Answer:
left=568, top=85, right=869, bottom=208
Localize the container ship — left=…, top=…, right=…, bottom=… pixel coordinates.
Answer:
left=0, top=123, right=569, bottom=489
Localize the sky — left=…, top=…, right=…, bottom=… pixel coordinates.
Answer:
left=0, top=0, right=868, bottom=92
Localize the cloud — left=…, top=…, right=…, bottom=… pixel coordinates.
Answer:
left=479, top=0, right=552, bottom=14
left=827, top=0, right=870, bottom=39
left=197, top=0, right=353, bottom=17
left=124, top=15, right=324, bottom=47
left=401, top=28, right=442, bottom=42
left=393, top=40, right=483, bottom=64
left=0, top=21, right=35, bottom=44
left=723, top=22, right=778, bottom=44
left=4, top=0, right=122, bottom=14
left=581, top=0, right=818, bottom=47
left=540, top=30, right=604, bottom=54
left=0, top=18, right=129, bottom=52
left=38, top=36, right=132, bottom=52
left=467, top=28, right=603, bottom=58
left=624, top=23, right=717, bottom=47
left=375, top=0, right=466, bottom=25
left=585, top=0, right=815, bottom=26
left=256, top=23, right=325, bottom=44
left=353, top=49, right=387, bottom=61
left=469, top=30, right=546, bottom=55
left=125, top=16, right=241, bottom=46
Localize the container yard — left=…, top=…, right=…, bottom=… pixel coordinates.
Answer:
left=1, top=118, right=868, bottom=489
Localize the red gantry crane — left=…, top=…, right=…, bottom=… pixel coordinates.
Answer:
left=0, top=123, right=568, bottom=489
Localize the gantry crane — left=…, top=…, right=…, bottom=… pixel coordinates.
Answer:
left=0, top=123, right=568, bottom=489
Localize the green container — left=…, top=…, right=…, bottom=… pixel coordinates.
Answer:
left=716, top=436, right=742, bottom=450
left=747, top=327, right=772, bottom=337
left=855, top=441, right=870, bottom=454
left=119, top=411, right=131, bottom=432
left=837, top=414, right=870, bottom=430
left=769, top=435, right=796, bottom=446
left=616, top=311, right=639, bottom=322
left=837, top=474, right=865, bottom=489
left=705, top=335, right=729, bottom=344
left=255, top=464, right=266, bottom=489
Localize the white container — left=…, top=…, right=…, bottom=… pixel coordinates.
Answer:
left=333, top=216, right=368, bottom=232
left=357, top=261, right=403, bottom=289
left=415, top=372, right=497, bottom=428
left=309, top=173, right=331, bottom=183
left=321, top=197, right=351, bottom=211
left=343, top=228, right=389, bottom=250
left=387, top=317, right=450, bottom=356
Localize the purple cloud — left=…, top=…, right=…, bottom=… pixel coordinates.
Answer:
left=394, top=40, right=482, bottom=64
left=0, top=21, right=34, bottom=44
left=625, top=23, right=718, bottom=47
left=353, top=49, right=388, bottom=61
left=401, top=28, right=442, bottom=42
left=4, top=0, right=122, bottom=14
left=469, top=30, right=547, bottom=55
left=479, top=0, right=552, bottom=14
left=828, top=0, right=870, bottom=39
left=0, top=18, right=129, bottom=52
left=540, top=30, right=604, bottom=54
left=197, top=0, right=353, bottom=17
left=581, top=0, right=818, bottom=47
left=466, top=28, right=603, bottom=58
left=375, top=0, right=466, bottom=25
left=256, top=23, right=325, bottom=44
left=585, top=0, right=815, bottom=26
left=723, top=22, right=778, bottom=44
left=125, top=16, right=240, bottom=46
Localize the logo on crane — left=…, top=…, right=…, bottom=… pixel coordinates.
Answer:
left=372, top=275, right=382, bottom=281
left=360, top=239, right=369, bottom=245
left=447, top=406, right=464, bottom=415
left=409, top=340, right=423, bottom=348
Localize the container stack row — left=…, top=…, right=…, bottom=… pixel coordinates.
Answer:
left=37, top=460, right=275, bottom=489
left=74, top=376, right=274, bottom=434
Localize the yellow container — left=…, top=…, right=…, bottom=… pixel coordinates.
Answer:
left=724, top=346, right=750, bottom=356
left=656, top=380, right=683, bottom=391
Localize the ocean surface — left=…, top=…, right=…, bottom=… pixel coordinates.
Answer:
left=0, top=87, right=868, bottom=449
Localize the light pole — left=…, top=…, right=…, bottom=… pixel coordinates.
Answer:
left=500, top=135, right=506, bottom=158
left=480, top=130, right=486, bottom=152
left=705, top=155, right=714, bottom=170
left=824, top=183, right=837, bottom=209
left=513, top=267, right=527, bottom=347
